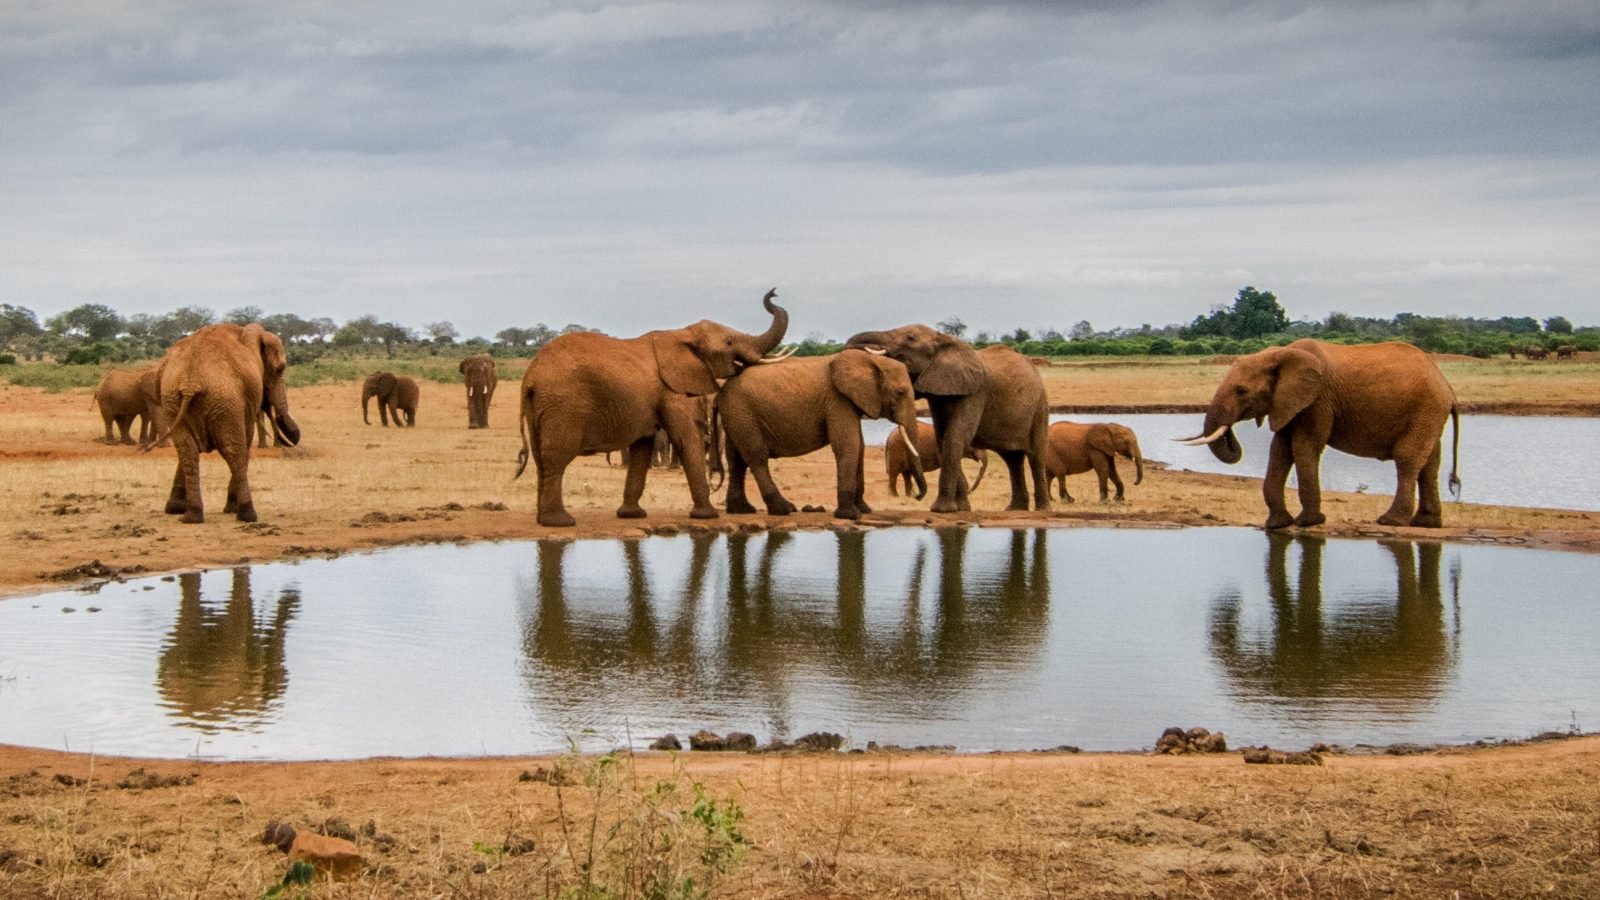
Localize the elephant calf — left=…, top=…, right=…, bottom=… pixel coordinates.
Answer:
left=718, top=350, right=925, bottom=520
left=93, top=366, right=159, bottom=445
left=885, top=421, right=986, bottom=498
left=362, top=372, right=419, bottom=427
left=1045, top=421, right=1143, bottom=502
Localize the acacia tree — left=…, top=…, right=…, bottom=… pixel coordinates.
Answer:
left=1183, top=287, right=1288, bottom=339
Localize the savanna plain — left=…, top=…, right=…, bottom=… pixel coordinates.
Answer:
left=1, top=355, right=1598, bottom=898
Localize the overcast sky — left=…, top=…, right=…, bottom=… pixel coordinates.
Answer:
left=3, top=0, right=1597, bottom=340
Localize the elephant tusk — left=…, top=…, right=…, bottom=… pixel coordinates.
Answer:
left=756, top=344, right=798, bottom=364
left=862, top=346, right=887, bottom=356
left=1173, top=425, right=1229, bottom=446
left=900, top=426, right=920, bottom=460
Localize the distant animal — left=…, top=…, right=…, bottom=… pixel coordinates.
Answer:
left=361, top=372, right=419, bottom=427
left=459, top=354, right=497, bottom=429
left=885, top=421, right=986, bottom=498
left=143, top=323, right=301, bottom=523
left=92, top=366, right=158, bottom=445
left=1506, top=348, right=1520, bottom=359
left=1177, top=339, right=1459, bottom=529
left=1524, top=346, right=1549, bottom=360
left=1555, top=345, right=1576, bottom=360
left=1045, top=421, right=1144, bottom=502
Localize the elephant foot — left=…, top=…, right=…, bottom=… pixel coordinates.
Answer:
left=180, top=510, right=205, bottom=525
left=120, top=438, right=136, bottom=446
left=164, top=498, right=187, bottom=515
left=1410, top=511, right=1443, bottom=528
left=689, top=505, right=720, bottom=520
left=930, top=497, right=961, bottom=513
left=725, top=497, right=759, bottom=515
left=1375, top=511, right=1411, bottom=527
left=764, top=497, right=797, bottom=516
left=1004, top=499, right=1028, bottom=511
left=1293, top=510, right=1326, bottom=528
left=234, top=504, right=258, bottom=523
left=1264, top=511, right=1295, bottom=530
left=616, top=503, right=648, bottom=519
left=539, top=510, right=577, bottom=528
left=855, top=500, right=872, bottom=514
left=832, top=506, right=861, bottom=520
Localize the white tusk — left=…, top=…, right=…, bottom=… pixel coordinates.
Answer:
left=756, top=345, right=798, bottom=364
left=1173, top=425, right=1228, bottom=446
left=900, top=426, right=920, bottom=460
left=862, top=346, right=887, bottom=356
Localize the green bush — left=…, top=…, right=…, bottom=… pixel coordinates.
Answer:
left=0, top=353, right=15, bottom=365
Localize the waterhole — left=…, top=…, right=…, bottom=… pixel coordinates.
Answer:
left=0, top=528, right=1594, bottom=759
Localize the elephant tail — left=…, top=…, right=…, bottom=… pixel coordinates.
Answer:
left=141, top=391, right=194, bottom=453
left=1446, top=404, right=1462, bottom=499
left=514, top=386, right=536, bottom=480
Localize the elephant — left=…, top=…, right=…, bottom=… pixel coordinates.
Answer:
left=459, top=354, right=497, bottom=428
left=716, top=350, right=926, bottom=519
left=143, top=323, right=302, bottom=523
left=1524, top=345, right=1549, bottom=360
left=1045, top=421, right=1143, bottom=502
left=844, top=325, right=1050, bottom=512
left=361, top=371, right=419, bottom=427
left=514, top=289, right=789, bottom=527
left=1556, top=345, right=1576, bottom=360
left=1177, top=339, right=1460, bottom=529
left=92, top=365, right=158, bottom=445
left=885, top=420, right=986, bottom=498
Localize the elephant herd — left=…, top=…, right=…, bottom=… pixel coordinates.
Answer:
left=88, top=293, right=1465, bottom=532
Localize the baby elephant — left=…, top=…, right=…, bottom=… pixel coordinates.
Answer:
left=362, top=372, right=419, bottom=427
left=718, top=350, right=925, bottom=519
left=1045, top=421, right=1143, bottom=502
left=884, top=421, right=987, bottom=498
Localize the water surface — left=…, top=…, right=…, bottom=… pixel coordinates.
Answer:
left=0, top=528, right=1593, bottom=759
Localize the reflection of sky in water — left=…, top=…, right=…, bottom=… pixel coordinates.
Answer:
left=862, top=414, right=1600, bottom=511
left=0, top=529, right=1595, bottom=760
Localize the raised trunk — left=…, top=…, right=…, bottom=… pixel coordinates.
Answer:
left=753, top=289, right=789, bottom=354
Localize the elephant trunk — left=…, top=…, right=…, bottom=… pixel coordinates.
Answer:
left=362, top=390, right=372, bottom=425
left=753, top=288, right=788, bottom=354
left=843, top=330, right=889, bottom=353
left=1200, top=412, right=1242, bottom=465
left=1128, top=435, right=1144, bottom=485
left=266, top=380, right=300, bottom=447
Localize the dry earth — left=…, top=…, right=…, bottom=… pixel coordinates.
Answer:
left=1, top=356, right=1598, bottom=897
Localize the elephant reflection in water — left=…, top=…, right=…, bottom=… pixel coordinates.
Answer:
left=1209, top=533, right=1458, bottom=707
left=518, top=528, right=1052, bottom=727
left=156, top=569, right=299, bottom=728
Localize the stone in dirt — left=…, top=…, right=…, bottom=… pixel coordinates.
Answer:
left=1242, top=746, right=1324, bottom=766
left=288, top=830, right=365, bottom=880
left=649, top=733, right=682, bottom=751
left=689, top=730, right=758, bottom=752
left=1154, top=726, right=1228, bottom=755
left=117, top=767, right=196, bottom=789
left=261, top=821, right=298, bottom=852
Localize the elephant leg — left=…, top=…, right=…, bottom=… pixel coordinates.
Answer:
left=1107, top=459, right=1125, bottom=502
left=164, top=460, right=188, bottom=515
left=174, top=438, right=205, bottom=524
left=1291, top=431, right=1327, bottom=528
left=223, top=450, right=256, bottom=523
left=854, top=440, right=871, bottom=514
left=724, top=444, right=758, bottom=514
left=1410, top=443, right=1444, bottom=528
left=617, top=436, right=655, bottom=519
left=745, top=452, right=795, bottom=516
left=930, top=403, right=978, bottom=513
left=659, top=403, right=719, bottom=519
left=889, top=470, right=901, bottom=497
left=828, top=422, right=863, bottom=520
left=1027, top=419, right=1051, bottom=511
left=117, top=416, right=136, bottom=445
left=101, top=413, right=116, bottom=444
left=534, top=430, right=581, bottom=528
left=1092, top=455, right=1112, bottom=502
left=1378, top=455, right=1426, bottom=527
left=999, top=450, right=1028, bottom=510
left=1263, top=430, right=1295, bottom=530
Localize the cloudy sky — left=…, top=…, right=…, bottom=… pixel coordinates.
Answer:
left=3, top=0, right=1597, bottom=340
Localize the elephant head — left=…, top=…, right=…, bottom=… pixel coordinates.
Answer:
left=1100, top=423, right=1144, bottom=485
left=830, top=350, right=928, bottom=498
left=843, top=324, right=986, bottom=398
left=652, top=289, right=790, bottom=395
left=1179, top=345, right=1324, bottom=464
left=242, top=324, right=301, bottom=447
left=362, top=372, right=397, bottom=424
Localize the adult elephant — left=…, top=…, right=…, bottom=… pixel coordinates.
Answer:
left=885, top=421, right=986, bottom=498
left=1555, top=345, right=1577, bottom=360
left=1524, top=345, right=1549, bottom=360
left=844, top=325, right=1049, bottom=512
left=459, top=354, right=497, bottom=428
left=1045, top=421, right=1143, bottom=502
left=93, top=365, right=158, bottom=445
left=143, top=323, right=302, bottom=523
left=362, top=372, right=419, bottom=427
left=717, top=350, right=926, bottom=519
left=1177, top=339, right=1459, bottom=529
left=515, top=289, right=789, bottom=527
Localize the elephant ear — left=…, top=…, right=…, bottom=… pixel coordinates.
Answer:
left=829, top=350, right=883, bottom=419
left=651, top=331, right=719, bottom=396
left=1088, top=425, right=1118, bottom=457
left=914, top=342, right=986, bottom=396
left=1269, top=348, right=1324, bottom=432
left=459, top=358, right=470, bottom=374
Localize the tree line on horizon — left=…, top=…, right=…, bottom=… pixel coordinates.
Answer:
left=1, top=288, right=1595, bottom=367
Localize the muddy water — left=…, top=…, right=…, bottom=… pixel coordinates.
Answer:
left=861, top=414, right=1600, bottom=511
left=0, top=528, right=1594, bottom=760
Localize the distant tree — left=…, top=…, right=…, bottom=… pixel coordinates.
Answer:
left=1544, top=316, right=1573, bottom=334
left=1005, top=327, right=1031, bottom=344
left=1183, top=287, right=1287, bottom=339
left=46, top=303, right=124, bottom=342
left=1324, top=311, right=1355, bottom=332
left=308, top=317, right=338, bottom=342
left=495, top=327, right=535, bottom=347
left=262, top=313, right=317, bottom=343
left=0, top=304, right=44, bottom=347
left=425, top=321, right=459, bottom=344
left=375, top=321, right=413, bottom=358
left=936, top=316, right=968, bottom=338
left=223, top=305, right=266, bottom=325
left=1069, top=320, right=1094, bottom=341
